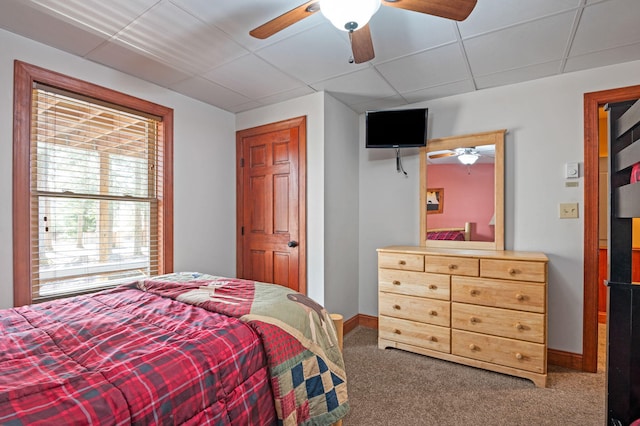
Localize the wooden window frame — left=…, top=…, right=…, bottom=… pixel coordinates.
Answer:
left=12, top=61, right=174, bottom=307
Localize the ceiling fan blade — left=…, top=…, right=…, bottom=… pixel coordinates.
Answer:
left=250, top=1, right=320, bottom=39
left=429, top=152, right=457, bottom=159
left=350, top=24, right=375, bottom=64
left=382, top=0, right=477, bottom=21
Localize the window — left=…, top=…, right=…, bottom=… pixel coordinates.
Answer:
left=13, top=61, right=173, bottom=306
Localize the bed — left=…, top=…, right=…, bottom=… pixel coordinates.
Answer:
left=426, top=222, right=471, bottom=241
left=0, top=272, right=349, bottom=425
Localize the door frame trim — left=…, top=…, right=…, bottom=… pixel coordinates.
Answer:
left=583, top=85, right=640, bottom=372
left=236, top=116, right=307, bottom=294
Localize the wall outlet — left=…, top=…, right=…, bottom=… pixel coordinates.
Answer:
left=559, top=202, right=579, bottom=219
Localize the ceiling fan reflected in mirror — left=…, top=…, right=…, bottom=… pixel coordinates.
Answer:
left=249, top=0, right=478, bottom=64
left=428, top=145, right=495, bottom=165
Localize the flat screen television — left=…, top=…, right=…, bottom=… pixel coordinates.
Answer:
left=365, top=107, right=428, bottom=148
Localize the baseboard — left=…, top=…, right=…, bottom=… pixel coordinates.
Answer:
left=547, top=348, right=584, bottom=370
left=345, top=314, right=585, bottom=371
left=343, top=313, right=377, bottom=335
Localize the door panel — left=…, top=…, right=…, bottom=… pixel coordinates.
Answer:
left=237, top=117, right=306, bottom=293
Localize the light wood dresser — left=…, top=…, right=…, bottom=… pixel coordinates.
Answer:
left=377, top=245, right=548, bottom=387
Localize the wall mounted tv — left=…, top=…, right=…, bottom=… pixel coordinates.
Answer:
left=365, top=107, right=428, bottom=148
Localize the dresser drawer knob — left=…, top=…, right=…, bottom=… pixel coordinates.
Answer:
left=516, top=293, right=525, bottom=301
left=426, top=336, right=436, bottom=342
left=469, top=289, right=479, bottom=296
left=393, top=304, right=401, bottom=310
left=393, top=329, right=402, bottom=335
left=515, top=352, right=524, bottom=360
left=398, top=260, right=406, bottom=265
left=469, top=344, right=478, bottom=351
left=428, top=284, right=437, bottom=290
left=429, top=310, right=437, bottom=316
left=448, top=264, right=457, bottom=270
left=515, top=322, right=524, bottom=330
left=469, top=317, right=478, bottom=324
left=392, top=280, right=401, bottom=285
left=508, top=268, right=517, bottom=275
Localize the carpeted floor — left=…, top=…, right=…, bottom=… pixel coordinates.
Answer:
left=341, top=326, right=606, bottom=425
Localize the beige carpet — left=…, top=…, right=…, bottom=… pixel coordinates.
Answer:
left=341, top=327, right=606, bottom=425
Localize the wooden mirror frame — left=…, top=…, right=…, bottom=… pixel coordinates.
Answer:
left=420, top=129, right=506, bottom=250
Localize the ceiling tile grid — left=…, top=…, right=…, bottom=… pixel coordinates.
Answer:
left=1, top=0, right=639, bottom=113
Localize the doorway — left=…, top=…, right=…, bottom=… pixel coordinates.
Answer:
left=583, top=84, right=640, bottom=372
left=236, top=116, right=307, bottom=294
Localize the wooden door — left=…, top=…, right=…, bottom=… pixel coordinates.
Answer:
left=236, top=117, right=306, bottom=294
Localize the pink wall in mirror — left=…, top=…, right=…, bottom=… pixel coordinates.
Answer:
left=427, top=163, right=495, bottom=241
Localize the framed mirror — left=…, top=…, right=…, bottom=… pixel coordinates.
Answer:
left=420, top=129, right=505, bottom=250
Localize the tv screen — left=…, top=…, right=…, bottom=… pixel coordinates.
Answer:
left=365, top=108, right=428, bottom=148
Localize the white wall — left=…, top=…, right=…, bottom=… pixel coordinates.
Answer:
left=0, top=29, right=237, bottom=308
left=324, top=95, right=360, bottom=320
left=358, top=59, right=640, bottom=354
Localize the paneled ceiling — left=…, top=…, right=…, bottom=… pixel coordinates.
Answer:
left=1, top=0, right=639, bottom=114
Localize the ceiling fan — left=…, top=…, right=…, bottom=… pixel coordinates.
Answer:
left=250, top=0, right=478, bottom=64
left=428, top=145, right=494, bottom=165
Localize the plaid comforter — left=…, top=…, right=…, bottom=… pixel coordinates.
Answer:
left=140, top=273, right=349, bottom=426
left=0, top=273, right=348, bottom=425
left=0, top=282, right=276, bottom=425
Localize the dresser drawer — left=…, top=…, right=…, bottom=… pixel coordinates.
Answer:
left=379, top=269, right=450, bottom=300
left=379, top=316, right=450, bottom=353
left=452, top=329, right=545, bottom=373
left=380, top=293, right=450, bottom=327
left=424, top=255, right=479, bottom=276
left=451, top=276, right=545, bottom=313
left=481, top=259, right=546, bottom=282
left=451, top=302, right=545, bottom=343
left=379, top=252, right=424, bottom=271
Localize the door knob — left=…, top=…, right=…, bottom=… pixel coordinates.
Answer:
left=288, top=241, right=298, bottom=248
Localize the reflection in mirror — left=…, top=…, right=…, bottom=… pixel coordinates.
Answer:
left=420, top=130, right=505, bottom=250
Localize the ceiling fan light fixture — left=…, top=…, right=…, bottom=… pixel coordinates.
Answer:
left=458, top=152, right=479, bottom=165
left=320, top=0, right=381, bottom=31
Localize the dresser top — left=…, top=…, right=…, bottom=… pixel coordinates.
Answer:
left=378, top=245, right=548, bottom=262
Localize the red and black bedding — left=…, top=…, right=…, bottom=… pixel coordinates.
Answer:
left=427, top=229, right=466, bottom=241
left=0, top=272, right=348, bottom=425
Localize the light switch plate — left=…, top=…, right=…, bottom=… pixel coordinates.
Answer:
left=559, top=202, right=579, bottom=218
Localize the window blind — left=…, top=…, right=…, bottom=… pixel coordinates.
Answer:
left=30, top=85, right=164, bottom=301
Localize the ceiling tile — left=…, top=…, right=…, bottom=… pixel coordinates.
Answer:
left=474, top=61, right=562, bottom=89
left=565, top=42, right=640, bottom=73
left=170, top=76, right=252, bottom=110
left=458, top=0, right=581, bottom=38
left=227, top=100, right=266, bottom=114
left=400, top=80, right=476, bottom=104
left=115, top=1, right=249, bottom=74
left=0, top=0, right=109, bottom=56
left=1, top=0, right=639, bottom=114
left=257, top=23, right=369, bottom=83
left=366, top=7, right=458, bottom=63
left=86, top=39, right=191, bottom=87
left=463, top=12, right=575, bottom=76
left=255, top=86, right=317, bottom=106
left=169, top=0, right=326, bottom=51
left=203, top=54, right=304, bottom=99
left=29, top=0, right=158, bottom=37
left=570, top=0, right=640, bottom=56
left=375, top=43, right=469, bottom=93
left=311, top=68, right=398, bottom=105
left=350, top=95, right=408, bottom=114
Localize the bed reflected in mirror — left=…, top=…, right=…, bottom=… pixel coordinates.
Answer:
left=419, top=130, right=505, bottom=250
